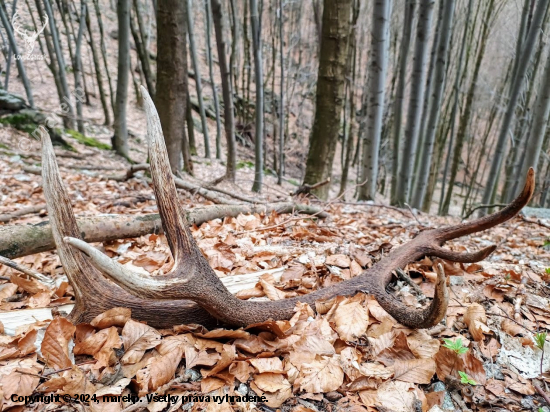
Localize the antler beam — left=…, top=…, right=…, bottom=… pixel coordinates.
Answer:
left=62, top=87, right=535, bottom=329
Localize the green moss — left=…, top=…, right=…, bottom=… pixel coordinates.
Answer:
left=66, top=129, right=111, bottom=150
left=237, top=160, right=254, bottom=170
left=0, top=143, right=10, bottom=150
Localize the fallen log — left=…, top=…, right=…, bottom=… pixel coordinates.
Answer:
left=0, top=202, right=326, bottom=259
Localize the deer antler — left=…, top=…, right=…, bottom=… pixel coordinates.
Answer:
left=34, top=14, right=48, bottom=37
left=60, top=87, right=535, bottom=329
left=11, top=12, right=27, bottom=37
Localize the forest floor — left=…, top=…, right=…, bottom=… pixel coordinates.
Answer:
left=0, top=128, right=550, bottom=412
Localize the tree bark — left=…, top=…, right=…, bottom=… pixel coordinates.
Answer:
left=481, top=0, right=550, bottom=211
left=154, top=0, right=187, bottom=172
left=186, top=0, right=211, bottom=159
left=395, top=0, right=435, bottom=206
left=412, top=0, right=455, bottom=210
left=358, top=0, right=391, bottom=201
left=112, top=0, right=130, bottom=157
left=211, top=0, right=237, bottom=181
left=302, top=0, right=352, bottom=199
left=250, top=0, right=264, bottom=192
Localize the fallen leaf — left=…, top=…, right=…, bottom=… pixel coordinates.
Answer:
left=393, top=358, right=436, bottom=384
left=41, top=317, right=76, bottom=369
left=295, top=355, right=344, bottom=393
left=330, top=295, right=369, bottom=342
left=91, top=307, right=131, bottom=329
left=464, top=303, right=489, bottom=341
left=121, top=320, right=162, bottom=364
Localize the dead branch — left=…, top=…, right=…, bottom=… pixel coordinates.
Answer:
left=0, top=255, right=55, bottom=286
left=520, top=214, right=550, bottom=230
left=0, top=204, right=46, bottom=223
left=463, top=203, right=508, bottom=219
left=292, top=178, right=331, bottom=196
left=0, top=202, right=326, bottom=259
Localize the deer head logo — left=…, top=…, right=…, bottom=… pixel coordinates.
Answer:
left=12, top=11, right=48, bottom=56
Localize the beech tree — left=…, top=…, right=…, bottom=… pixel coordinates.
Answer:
left=302, top=0, right=352, bottom=200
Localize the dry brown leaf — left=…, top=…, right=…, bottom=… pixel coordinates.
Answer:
left=393, top=358, right=436, bottom=384
left=10, top=274, right=49, bottom=294
left=136, top=344, right=185, bottom=396
left=250, top=379, right=292, bottom=408
left=204, top=344, right=236, bottom=377
left=0, top=357, right=43, bottom=408
left=200, top=376, right=225, bottom=393
left=326, top=254, right=351, bottom=268
left=253, top=372, right=291, bottom=392
left=41, top=317, right=76, bottom=369
left=464, top=303, right=490, bottom=341
left=17, top=329, right=38, bottom=357
left=185, top=347, right=220, bottom=369
left=0, top=283, right=18, bottom=301
left=357, top=362, right=394, bottom=381
left=259, top=278, right=288, bottom=300
left=194, top=328, right=250, bottom=339
left=249, top=357, right=284, bottom=374
left=375, top=380, right=417, bottom=412
left=434, top=346, right=462, bottom=382
left=229, top=361, right=254, bottom=383
left=295, top=355, right=344, bottom=393
left=90, top=307, right=131, bottom=329
left=331, top=295, right=368, bottom=342
left=74, top=327, right=121, bottom=369
left=121, top=319, right=162, bottom=364
left=407, top=330, right=440, bottom=359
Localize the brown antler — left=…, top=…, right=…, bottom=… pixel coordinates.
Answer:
left=59, top=87, right=535, bottom=329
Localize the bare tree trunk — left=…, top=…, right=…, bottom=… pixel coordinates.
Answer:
left=186, top=91, right=197, bottom=156
left=186, top=0, right=211, bottom=158
left=302, top=0, right=352, bottom=199
left=85, top=0, right=111, bottom=125
left=390, top=0, right=415, bottom=204
left=130, top=0, right=154, bottom=96
left=0, top=0, right=34, bottom=108
left=92, top=0, right=115, bottom=112
left=441, top=0, right=495, bottom=215
left=481, top=0, right=550, bottom=210
left=211, top=0, right=237, bottom=181
left=358, top=0, right=391, bottom=200
left=74, top=1, right=87, bottom=134
left=205, top=0, right=222, bottom=159
left=112, top=0, right=130, bottom=158
left=412, top=0, right=455, bottom=210
left=394, top=0, right=435, bottom=206
left=513, top=42, right=550, bottom=197
left=438, top=0, right=474, bottom=214
left=155, top=0, right=187, bottom=172
left=249, top=0, right=264, bottom=192
left=2, top=0, right=16, bottom=91
left=277, top=0, right=285, bottom=185
left=43, top=0, right=75, bottom=126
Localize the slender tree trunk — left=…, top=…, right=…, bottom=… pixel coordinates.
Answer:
left=186, top=91, right=197, bottom=156
left=211, top=0, right=237, bottom=181
left=155, top=0, right=187, bottom=171
left=0, top=0, right=34, bottom=108
left=74, top=2, right=87, bottom=134
left=358, top=0, right=391, bottom=200
left=412, top=0, right=455, bottom=210
left=438, top=0, right=474, bottom=214
left=395, top=0, right=435, bottom=206
left=2, top=0, right=16, bottom=91
left=250, top=0, right=264, bottom=192
left=93, top=0, right=115, bottom=111
left=112, top=0, right=130, bottom=158
left=205, top=0, right=222, bottom=159
left=481, top=0, right=550, bottom=210
left=85, top=0, right=111, bottom=125
left=277, top=0, right=285, bottom=185
left=513, top=43, right=550, bottom=196
left=339, top=0, right=359, bottom=198
left=186, top=0, right=211, bottom=158
left=390, top=0, right=415, bottom=204
left=43, top=0, right=75, bottom=126
left=302, top=0, right=352, bottom=199
left=130, top=0, right=154, bottom=95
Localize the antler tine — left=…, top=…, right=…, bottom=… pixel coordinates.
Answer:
left=140, top=86, right=198, bottom=266
left=435, top=168, right=535, bottom=243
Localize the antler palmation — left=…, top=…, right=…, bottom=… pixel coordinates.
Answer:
left=42, top=86, right=535, bottom=329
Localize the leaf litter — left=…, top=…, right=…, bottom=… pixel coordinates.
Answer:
left=0, top=150, right=550, bottom=411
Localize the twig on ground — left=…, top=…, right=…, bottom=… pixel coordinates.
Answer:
left=0, top=255, right=54, bottom=286
left=520, top=214, right=550, bottom=230
left=292, top=178, right=331, bottom=196
left=0, top=204, right=46, bottom=223
left=404, top=202, right=422, bottom=225
left=534, top=381, right=550, bottom=406
left=396, top=268, right=426, bottom=303
left=463, top=203, right=508, bottom=219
